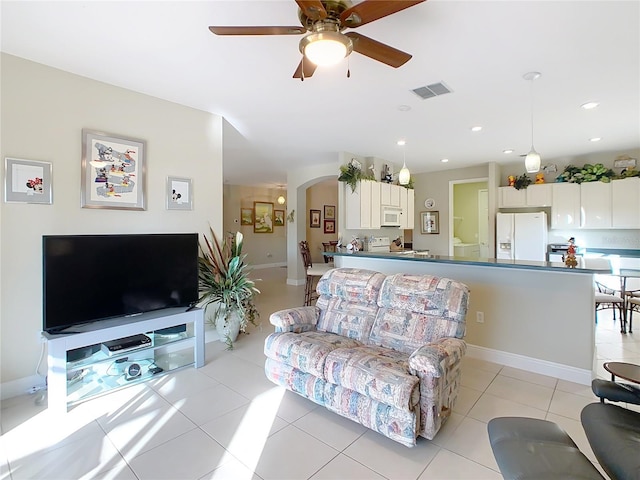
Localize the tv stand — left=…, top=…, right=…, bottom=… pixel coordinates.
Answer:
left=43, top=307, right=204, bottom=413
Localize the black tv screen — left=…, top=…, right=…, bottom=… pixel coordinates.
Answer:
left=43, top=233, right=199, bottom=333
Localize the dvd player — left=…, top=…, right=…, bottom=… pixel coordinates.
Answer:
left=101, top=334, right=152, bottom=356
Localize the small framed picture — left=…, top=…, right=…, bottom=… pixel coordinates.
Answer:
left=254, top=201, right=274, bottom=233
left=420, top=211, right=440, bottom=234
left=81, top=129, right=146, bottom=210
left=324, top=219, right=335, bottom=234
left=240, top=208, right=253, bottom=225
left=324, top=205, right=335, bottom=220
left=310, top=209, right=321, bottom=228
left=4, top=157, right=52, bottom=204
left=274, top=209, right=285, bottom=226
left=166, top=176, right=192, bottom=210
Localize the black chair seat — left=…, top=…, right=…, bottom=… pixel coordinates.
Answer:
left=581, top=402, right=640, bottom=480
left=592, top=379, right=640, bottom=404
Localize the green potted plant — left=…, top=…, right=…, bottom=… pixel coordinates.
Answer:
left=198, top=228, right=260, bottom=349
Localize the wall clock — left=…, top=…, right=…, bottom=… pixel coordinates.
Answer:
left=424, top=198, right=435, bottom=209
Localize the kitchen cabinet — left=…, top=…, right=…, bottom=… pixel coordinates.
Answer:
left=551, top=183, right=581, bottom=229
left=612, top=177, right=640, bottom=228
left=498, top=184, right=552, bottom=208
left=380, top=183, right=402, bottom=207
left=345, top=180, right=381, bottom=229
left=580, top=181, right=611, bottom=228
left=400, top=187, right=415, bottom=230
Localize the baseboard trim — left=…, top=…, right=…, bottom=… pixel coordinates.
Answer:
left=1, top=375, right=47, bottom=401
left=466, top=343, right=592, bottom=386
left=286, top=278, right=305, bottom=286
left=252, top=262, right=286, bottom=270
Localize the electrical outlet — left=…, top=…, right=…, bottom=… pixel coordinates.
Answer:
left=476, top=311, right=485, bottom=323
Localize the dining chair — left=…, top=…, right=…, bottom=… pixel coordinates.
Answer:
left=629, top=296, right=640, bottom=334
left=299, top=241, right=332, bottom=306
left=583, top=257, right=626, bottom=332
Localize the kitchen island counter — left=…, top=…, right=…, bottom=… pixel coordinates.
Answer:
left=333, top=250, right=600, bottom=385
left=332, top=250, right=608, bottom=274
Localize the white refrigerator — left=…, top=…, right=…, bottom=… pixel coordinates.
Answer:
left=496, top=212, right=548, bottom=261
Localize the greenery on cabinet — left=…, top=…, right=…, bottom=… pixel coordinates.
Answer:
left=513, top=173, right=532, bottom=190
left=198, top=228, right=260, bottom=349
left=556, top=163, right=615, bottom=183
left=338, top=162, right=375, bottom=193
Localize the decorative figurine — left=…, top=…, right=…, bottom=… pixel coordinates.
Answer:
left=565, top=237, right=578, bottom=268
left=508, top=175, right=516, bottom=187
left=535, top=173, right=545, bottom=184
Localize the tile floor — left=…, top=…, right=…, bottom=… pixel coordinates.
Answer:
left=1, top=267, right=637, bottom=480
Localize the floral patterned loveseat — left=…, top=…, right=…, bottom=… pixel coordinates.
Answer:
left=264, top=267, right=470, bottom=447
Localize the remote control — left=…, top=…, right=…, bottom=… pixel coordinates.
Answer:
left=149, top=366, right=163, bottom=375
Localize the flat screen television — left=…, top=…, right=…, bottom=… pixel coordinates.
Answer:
left=43, top=233, right=199, bottom=334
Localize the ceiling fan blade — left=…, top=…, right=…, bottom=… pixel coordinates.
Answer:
left=293, top=57, right=318, bottom=79
left=209, top=26, right=306, bottom=36
left=345, top=32, right=412, bottom=68
left=295, top=0, right=327, bottom=20
left=340, top=0, right=426, bottom=28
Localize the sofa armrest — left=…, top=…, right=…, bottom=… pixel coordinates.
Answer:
left=408, top=337, right=467, bottom=377
left=269, top=306, right=319, bottom=333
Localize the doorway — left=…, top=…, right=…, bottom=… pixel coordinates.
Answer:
left=449, top=178, right=489, bottom=257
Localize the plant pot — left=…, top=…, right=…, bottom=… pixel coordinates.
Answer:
left=215, top=307, right=242, bottom=348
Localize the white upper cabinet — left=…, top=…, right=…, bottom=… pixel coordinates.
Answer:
left=345, top=180, right=381, bottom=230
left=499, top=187, right=526, bottom=207
left=612, top=177, right=640, bottom=228
left=580, top=181, right=612, bottom=228
left=399, top=188, right=415, bottom=230
left=526, top=184, right=553, bottom=207
left=499, top=184, right=552, bottom=208
left=552, top=183, right=581, bottom=229
left=380, top=183, right=401, bottom=207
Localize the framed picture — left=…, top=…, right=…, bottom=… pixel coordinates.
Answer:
left=240, top=208, right=253, bottom=225
left=166, top=176, right=192, bottom=210
left=324, top=205, right=335, bottom=220
left=4, top=157, right=52, bottom=204
left=254, top=201, right=274, bottom=233
left=310, top=209, right=321, bottom=228
left=420, top=211, right=440, bottom=234
left=274, top=209, right=285, bottom=226
left=324, top=219, right=335, bottom=234
left=81, top=129, right=146, bottom=210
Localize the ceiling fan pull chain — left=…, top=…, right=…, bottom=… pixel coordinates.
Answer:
left=347, top=57, right=351, bottom=78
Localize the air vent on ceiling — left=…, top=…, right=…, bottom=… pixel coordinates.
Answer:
left=411, top=82, right=452, bottom=100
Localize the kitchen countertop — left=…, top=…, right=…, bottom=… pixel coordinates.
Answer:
left=332, top=249, right=609, bottom=274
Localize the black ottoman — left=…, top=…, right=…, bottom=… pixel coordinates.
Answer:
left=488, top=417, right=604, bottom=479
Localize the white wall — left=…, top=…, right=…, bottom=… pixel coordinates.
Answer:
left=0, top=54, right=223, bottom=394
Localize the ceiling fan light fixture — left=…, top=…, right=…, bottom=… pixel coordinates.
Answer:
left=300, top=31, right=353, bottom=66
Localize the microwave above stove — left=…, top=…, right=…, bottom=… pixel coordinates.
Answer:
left=381, top=206, right=402, bottom=227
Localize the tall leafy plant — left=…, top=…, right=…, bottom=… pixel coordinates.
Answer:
left=198, top=228, right=259, bottom=348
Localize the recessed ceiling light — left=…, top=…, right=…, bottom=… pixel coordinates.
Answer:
left=589, top=137, right=602, bottom=142
left=503, top=149, right=514, bottom=154
left=441, top=158, right=449, bottom=163
left=581, top=102, right=600, bottom=110
left=398, top=105, right=411, bottom=111
left=471, top=126, right=482, bottom=132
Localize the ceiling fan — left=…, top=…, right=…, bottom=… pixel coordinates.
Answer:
left=209, top=0, right=426, bottom=80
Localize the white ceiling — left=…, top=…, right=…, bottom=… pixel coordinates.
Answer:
left=2, top=1, right=639, bottom=187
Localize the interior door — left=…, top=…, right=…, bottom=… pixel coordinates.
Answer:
left=478, top=189, right=489, bottom=257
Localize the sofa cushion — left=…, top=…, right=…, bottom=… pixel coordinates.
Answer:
left=324, top=345, right=419, bottom=411
left=316, top=268, right=386, bottom=304
left=264, top=331, right=362, bottom=378
left=316, top=297, right=380, bottom=342
left=368, top=274, right=469, bottom=353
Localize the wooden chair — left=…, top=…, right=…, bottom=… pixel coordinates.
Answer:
left=299, top=241, right=332, bottom=306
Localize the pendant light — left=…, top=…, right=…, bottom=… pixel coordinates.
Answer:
left=524, top=71, right=541, bottom=173
left=276, top=184, right=286, bottom=205
left=397, top=140, right=410, bottom=185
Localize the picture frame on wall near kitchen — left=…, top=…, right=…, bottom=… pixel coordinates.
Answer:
left=420, top=211, right=439, bottom=234
left=324, top=219, right=335, bottom=234
left=240, top=208, right=253, bottom=225
left=324, top=205, right=335, bottom=220
left=254, top=201, right=274, bottom=233
left=310, top=209, right=321, bottom=228
left=274, top=209, right=285, bottom=226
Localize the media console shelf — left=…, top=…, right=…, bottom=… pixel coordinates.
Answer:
left=43, top=307, right=204, bottom=413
